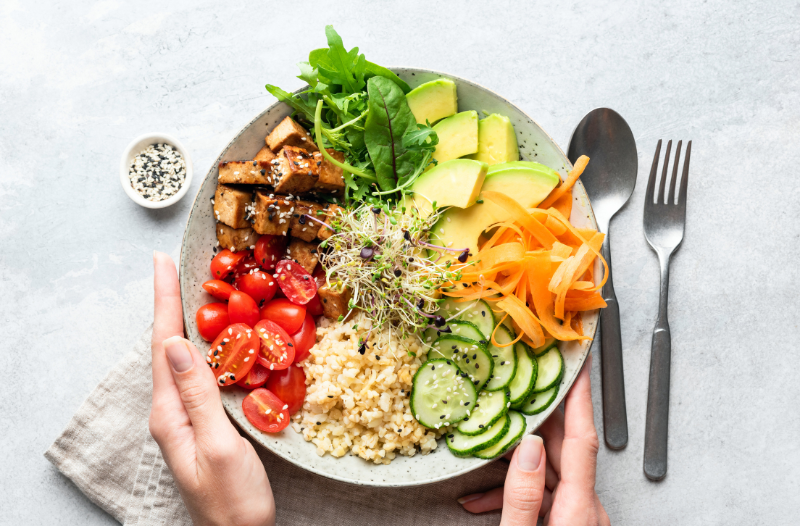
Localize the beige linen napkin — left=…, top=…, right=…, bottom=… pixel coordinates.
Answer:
left=45, top=325, right=506, bottom=525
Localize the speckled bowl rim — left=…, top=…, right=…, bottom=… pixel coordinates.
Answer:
left=180, top=67, right=598, bottom=487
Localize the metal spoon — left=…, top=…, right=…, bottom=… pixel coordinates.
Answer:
left=567, top=108, right=637, bottom=450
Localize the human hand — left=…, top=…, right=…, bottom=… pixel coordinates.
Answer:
left=458, top=354, right=609, bottom=525
left=148, top=252, right=275, bottom=525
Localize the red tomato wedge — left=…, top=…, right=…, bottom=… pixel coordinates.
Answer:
left=211, top=249, right=246, bottom=279
left=305, top=293, right=324, bottom=317
left=206, top=323, right=258, bottom=386
left=291, top=313, right=316, bottom=363
left=202, top=280, right=236, bottom=301
left=265, top=366, right=306, bottom=415
left=228, top=291, right=260, bottom=328
left=274, top=260, right=317, bottom=305
left=254, top=235, right=288, bottom=271
left=242, top=388, right=291, bottom=433
left=234, top=251, right=258, bottom=277
left=236, top=362, right=270, bottom=389
left=260, top=298, right=306, bottom=333
left=196, top=303, right=230, bottom=342
left=254, top=320, right=295, bottom=370
left=236, top=271, right=278, bottom=308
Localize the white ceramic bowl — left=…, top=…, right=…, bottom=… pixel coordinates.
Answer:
left=180, top=68, right=599, bottom=487
left=120, top=133, right=193, bottom=209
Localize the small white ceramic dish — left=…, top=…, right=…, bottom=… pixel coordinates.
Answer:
left=179, top=68, right=599, bottom=487
left=120, top=133, right=193, bottom=209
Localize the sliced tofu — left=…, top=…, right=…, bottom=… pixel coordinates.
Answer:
left=213, top=184, right=253, bottom=229
left=314, top=149, right=346, bottom=194
left=218, top=160, right=273, bottom=185
left=254, top=146, right=277, bottom=163
left=272, top=146, right=319, bottom=194
left=317, top=204, right=343, bottom=241
left=252, top=190, right=295, bottom=236
left=286, top=238, right=319, bottom=274
left=266, top=116, right=318, bottom=152
left=288, top=199, right=323, bottom=242
left=216, top=223, right=258, bottom=252
left=318, top=284, right=352, bottom=319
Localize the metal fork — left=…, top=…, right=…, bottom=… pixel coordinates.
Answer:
left=642, top=139, right=691, bottom=481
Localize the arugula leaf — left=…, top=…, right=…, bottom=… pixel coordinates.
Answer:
left=320, top=26, right=366, bottom=93
left=402, top=122, right=439, bottom=150
left=363, top=76, right=423, bottom=192
left=265, top=84, right=317, bottom=121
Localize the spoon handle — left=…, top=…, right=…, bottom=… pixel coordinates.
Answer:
left=599, top=233, right=629, bottom=450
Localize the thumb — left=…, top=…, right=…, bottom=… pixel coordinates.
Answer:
left=500, top=434, right=547, bottom=526
left=163, top=336, right=235, bottom=442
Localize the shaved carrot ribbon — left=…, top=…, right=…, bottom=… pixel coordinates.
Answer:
left=442, top=156, right=608, bottom=345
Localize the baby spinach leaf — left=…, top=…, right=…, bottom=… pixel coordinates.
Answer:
left=363, top=76, right=422, bottom=192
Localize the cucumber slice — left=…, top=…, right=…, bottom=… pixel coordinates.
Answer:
left=429, top=335, right=494, bottom=391
left=475, top=411, right=527, bottom=459
left=410, top=359, right=477, bottom=429
left=513, top=384, right=559, bottom=415
left=437, top=298, right=494, bottom=339
left=532, top=346, right=564, bottom=393
left=447, top=413, right=510, bottom=457
left=531, top=337, right=557, bottom=356
left=457, top=390, right=509, bottom=435
left=483, top=325, right=517, bottom=391
left=507, top=342, right=538, bottom=406
left=423, top=320, right=484, bottom=346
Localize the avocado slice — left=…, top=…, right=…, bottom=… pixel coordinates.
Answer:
left=432, top=111, right=479, bottom=164
left=467, top=114, right=520, bottom=166
left=408, top=159, right=488, bottom=218
left=429, top=164, right=561, bottom=262
left=406, top=79, right=458, bottom=125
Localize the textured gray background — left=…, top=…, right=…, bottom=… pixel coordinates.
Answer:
left=1, top=0, right=799, bottom=524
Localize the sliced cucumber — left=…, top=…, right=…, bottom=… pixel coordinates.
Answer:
left=483, top=325, right=517, bottom=391
left=475, top=411, right=527, bottom=459
left=423, top=320, right=484, bottom=346
left=531, top=337, right=557, bottom=356
left=437, top=298, right=494, bottom=339
left=508, top=342, right=538, bottom=406
left=533, top=346, right=564, bottom=393
left=513, top=384, right=558, bottom=415
left=457, top=390, right=509, bottom=435
left=429, top=335, right=493, bottom=391
left=447, top=413, right=510, bottom=457
left=410, top=359, right=477, bottom=429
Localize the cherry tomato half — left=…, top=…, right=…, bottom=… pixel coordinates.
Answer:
left=274, top=260, right=317, bottom=305
left=202, top=280, right=236, bottom=301
left=210, top=249, right=246, bottom=279
left=242, top=388, right=291, bottom=433
left=196, top=303, right=230, bottom=342
left=234, top=251, right=258, bottom=277
left=207, top=323, right=258, bottom=386
left=228, top=291, right=260, bottom=328
left=236, top=362, right=270, bottom=390
left=312, top=265, right=326, bottom=288
left=260, top=298, right=306, bottom=334
left=236, top=271, right=278, bottom=308
left=254, top=235, right=288, bottom=271
left=265, top=366, right=306, bottom=415
left=291, top=314, right=316, bottom=363
left=254, top=320, right=295, bottom=370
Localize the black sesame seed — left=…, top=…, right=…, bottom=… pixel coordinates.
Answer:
left=479, top=424, right=484, bottom=429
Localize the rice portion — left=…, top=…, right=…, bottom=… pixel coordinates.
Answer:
left=292, top=314, right=441, bottom=464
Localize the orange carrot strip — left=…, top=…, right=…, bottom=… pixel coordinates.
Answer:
left=552, top=191, right=573, bottom=219
left=545, top=215, right=567, bottom=236
left=482, top=191, right=557, bottom=249
left=539, top=155, right=589, bottom=209
left=497, top=295, right=545, bottom=348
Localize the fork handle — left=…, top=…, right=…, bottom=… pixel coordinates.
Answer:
left=644, top=253, right=672, bottom=481
left=599, top=236, right=629, bottom=450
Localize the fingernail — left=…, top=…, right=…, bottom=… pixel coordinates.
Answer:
left=457, top=493, right=484, bottom=505
left=517, top=434, right=543, bottom=472
left=165, top=338, right=194, bottom=372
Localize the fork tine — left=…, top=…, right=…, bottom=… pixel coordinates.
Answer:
left=678, top=140, right=692, bottom=206
left=646, top=140, right=662, bottom=204
left=657, top=140, right=672, bottom=204
left=667, top=140, right=682, bottom=204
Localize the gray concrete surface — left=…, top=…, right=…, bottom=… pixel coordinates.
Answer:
left=2, top=0, right=799, bottom=524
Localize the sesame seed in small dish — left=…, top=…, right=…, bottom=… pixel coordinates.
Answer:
left=120, top=133, right=193, bottom=209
